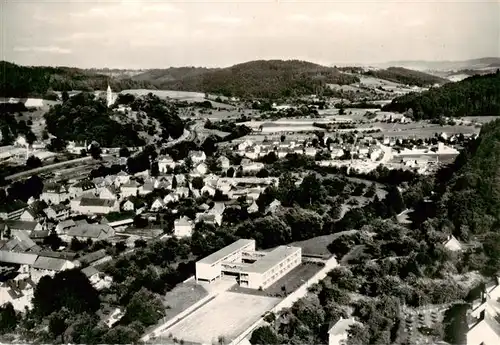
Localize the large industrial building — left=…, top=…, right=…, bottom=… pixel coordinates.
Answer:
left=195, top=239, right=301, bottom=290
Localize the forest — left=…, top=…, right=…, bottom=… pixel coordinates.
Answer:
left=153, top=60, right=360, bottom=99
left=383, top=71, right=500, bottom=120
left=364, top=67, right=447, bottom=87
left=44, top=93, right=145, bottom=147
left=0, top=61, right=154, bottom=98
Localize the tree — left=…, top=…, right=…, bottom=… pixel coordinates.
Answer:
left=256, top=168, right=269, bottom=178
left=26, top=155, right=42, bottom=169
left=61, top=91, right=69, bottom=103
left=49, top=308, right=70, bottom=343
left=102, top=325, right=140, bottom=344
left=250, top=326, right=280, bottom=345
left=226, top=167, right=235, bottom=178
left=119, top=146, right=130, bottom=158
left=280, top=135, right=286, bottom=142
left=121, top=288, right=166, bottom=326
left=89, top=143, right=102, bottom=160
left=191, top=176, right=204, bottom=190
left=47, top=137, right=67, bottom=152
left=0, top=303, right=17, bottom=334
left=172, top=175, right=178, bottom=189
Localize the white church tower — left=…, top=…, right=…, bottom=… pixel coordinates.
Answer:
left=106, top=84, right=115, bottom=108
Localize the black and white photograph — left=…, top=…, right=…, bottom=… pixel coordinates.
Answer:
left=0, top=0, right=499, bottom=344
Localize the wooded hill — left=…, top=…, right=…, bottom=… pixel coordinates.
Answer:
left=0, top=61, right=154, bottom=98
left=133, top=60, right=360, bottom=99
left=364, top=67, right=447, bottom=87
left=383, top=71, right=500, bottom=120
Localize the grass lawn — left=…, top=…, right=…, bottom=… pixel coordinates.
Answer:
left=288, top=230, right=359, bottom=257
left=162, top=281, right=209, bottom=322
left=229, top=262, right=324, bottom=298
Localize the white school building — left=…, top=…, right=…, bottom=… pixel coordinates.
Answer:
left=195, top=239, right=301, bottom=290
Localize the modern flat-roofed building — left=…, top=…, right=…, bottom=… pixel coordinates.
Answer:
left=195, top=239, right=301, bottom=290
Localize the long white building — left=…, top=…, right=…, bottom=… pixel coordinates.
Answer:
left=195, top=239, right=301, bottom=290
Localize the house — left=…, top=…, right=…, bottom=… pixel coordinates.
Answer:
left=99, top=186, right=119, bottom=200
left=0, top=251, right=38, bottom=274
left=218, top=156, right=230, bottom=170
left=207, top=202, right=225, bottom=226
left=194, top=162, right=208, bottom=175
left=31, top=256, right=76, bottom=279
left=174, top=216, right=193, bottom=238
left=138, top=182, right=154, bottom=196
left=71, top=197, right=120, bottom=215
left=265, top=199, right=281, bottom=215
left=1, top=230, right=41, bottom=253
left=163, top=193, right=179, bottom=205
left=19, top=209, right=37, bottom=222
left=238, top=140, right=253, bottom=151
left=154, top=176, right=172, bottom=190
left=175, top=187, right=190, bottom=199
left=247, top=201, right=259, bottom=214
left=328, top=317, right=360, bottom=345
left=82, top=266, right=100, bottom=285
left=158, top=155, right=176, bottom=173
left=150, top=198, right=164, bottom=212
left=443, top=235, right=463, bottom=252
left=63, top=223, right=115, bottom=242
left=43, top=204, right=70, bottom=221
left=75, top=249, right=111, bottom=267
left=201, top=184, right=216, bottom=197
left=40, top=183, right=70, bottom=205
left=304, top=147, right=317, bottom=157
left=55, top=219, right=76, bottom=234
left=121, top=197, right=146, bottom=213
left=190, top=151, right=206, bottom=164
left=114, top=171, right=130, bottom=186
left=174, top=174, right=187, bottom=186
left=241, top=161, right=264, bottom=173
left=1, top=220, right=43, bottom=233
left=120, top=180, right=141, bottom=198
left=29, top=230, right=50, bottom=244
left=68, top=180, right=97, bottom=198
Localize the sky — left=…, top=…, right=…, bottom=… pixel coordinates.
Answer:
left=2, top=0, right=499, bottom=69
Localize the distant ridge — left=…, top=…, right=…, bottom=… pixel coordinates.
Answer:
left=372, top=57, right=500, bottom=72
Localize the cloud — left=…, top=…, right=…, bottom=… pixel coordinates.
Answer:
left=70, top=7, right=109, bottom=18
left=325, top=12, right=365, bottom=24
left=202, top=16, right=243, bottom=25
left=406, top=19, right=425, bottom=27
left=13, top=46, right=72, bottom=54
left=142, top=4, right=183, bottom=14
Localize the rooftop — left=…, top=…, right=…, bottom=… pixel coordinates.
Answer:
left=32, top=256, right=68, bottom=271
left=67, top=223, right=113, bottom=238
left=82, top=265, right=99, bottom=278
left=80, top=198, right=116, bottom=207
left=0, top=250, right=38, bottom=265
left=198, top=239, right=255, bottom=265
left=77, top=249, right=108, bottom=265
left=242, top=245, right=300, bottom=274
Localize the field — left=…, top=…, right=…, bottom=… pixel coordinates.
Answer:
left=288, top=232, right=358, bottom=257
left=163, top=291, right=281, bottom=344
left=162, top=281, right=209, bottom=322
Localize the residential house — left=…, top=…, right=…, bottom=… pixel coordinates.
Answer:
left=154, top=176, right=172, bottom=190
left=71, top=197, right=120, bottom=215
left=163, top=193, right=179, bottom=205
left=265, top=199, right=282, bottom=215
left=1, top=220, right=43, bottom=233
left=218, top=156, right=230, bottom=170
left=190, top=151, right=206, bottom=164
left=207, top=202, right=225, bottom=226
left=304, top=147, right=317, bottom=157
left=0, top=251, right=38, bottom=274
left=55, top=219, right=76, bottom=235
left=29, top=230, right=50, bottom=245
left=175, top=187, right=190, bottom=199
left=114, top=171, right=130, bottom=186
left=174, top=216, right=193, bottom=238
left=1, top=230, right=41, bottom=253
left=68, top=180, right=97, bottom=199
left=241, top=161, right=265, bottom=173
left=63, top=223, right=115, bottom=242
left=328, top=317, right=360, bottom=345
left=43, top=204, right=70, bottom=221
left=247, top=201, right=259, bottom=214
left=195, top=162, right=208, bottom=175
left=75, top=249, right=111, bottom=267
left=40, top=183, right=70, bottom=205
left=443, top=235, right=463, bottom=252
left=201, top=184, right=216, bottom=197
left=99, top=186, right=119, bottom=200
left=238, top=140, right=253, bottom=152
left=246, top=187, right=263, bottom=201
left=138, top=182, right=154, bottom=196
left=174, top=174, right=187, bottom=186
left=244, top=147, right=259, bottom=160
left=158, top=155, right=176, bottom=173
left=31, top=256, right=76, bottom=281
left=19, top=209, right=37, bottom=222
left=120, top=180, right=141, bottom=198
left=150, top=198, right=165, bottom=212
left=82, top=266, right=100, bottom=285
left=121, top=197, right=146, bottom=213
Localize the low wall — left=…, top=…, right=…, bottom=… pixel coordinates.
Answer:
left=229, top=256, right=339, bottom=345
left=141, top=292, right=218, bottom=342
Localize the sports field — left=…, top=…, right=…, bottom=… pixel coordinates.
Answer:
left=164, top=291, right=281, bottom=344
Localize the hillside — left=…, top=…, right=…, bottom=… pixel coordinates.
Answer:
left=375, top=57, right=500, bottom=71
left=364, top=67, right=447, bottom=86
left=0, top=61, right=154, bottom=98
left=131, top=67, right=217, bottom=84
left=382, top=71, right=500, bottom=119
left=147, top=60, right=360, bottom=99
left=44, top=92, right=145, bottom=147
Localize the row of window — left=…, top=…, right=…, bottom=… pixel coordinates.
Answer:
left=262, top=258, right=300, bottom=287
